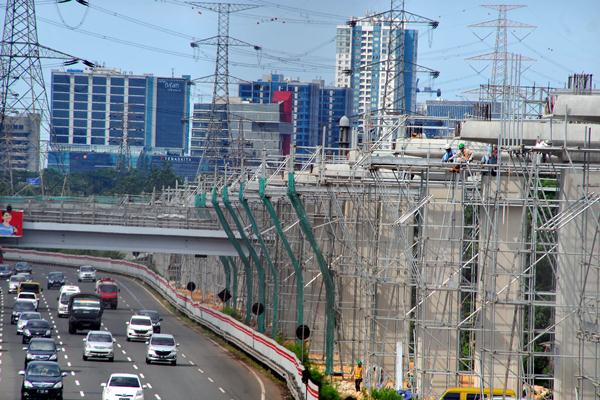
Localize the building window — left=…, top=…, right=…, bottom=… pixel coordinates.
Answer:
left=93, top=85, right=106, bottom=94
left=93, top=76, right=107, bottom=85
left=129, top=78, right=146, bottom=87
left=74, top=85, right=88, bottom=94
left=74, top=93, right=88, bottom=102
left=52, top=92, right=69, bottom=102
left=111, top=86, right=125, bottom=95
left=53, top=74, right=70, bottom=84
left=128, top=87, right=146, bottom=96
left=74, top=111, right=87, bottom=119
left=111, top=77, right=125, bottom=86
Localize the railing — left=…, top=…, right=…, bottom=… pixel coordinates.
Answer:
left=0, top=196, right=221, bottom=230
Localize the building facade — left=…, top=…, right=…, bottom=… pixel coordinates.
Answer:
left=335, top=17, right=418, bottom=133
left=190, top=99, right=292, bottom=172
left=0, top=113, right=41, bottom=172
left=238, top=74, right=351, bottom=152
left=50, top=68, right=191, bottom=156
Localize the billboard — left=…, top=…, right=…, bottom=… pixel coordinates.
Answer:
left=155, top=78, right=187, bottom=149
left=0, top=209, right=23, bottom=237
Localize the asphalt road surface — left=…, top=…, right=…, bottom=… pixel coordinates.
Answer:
left=0, top=263, right=283, bottom=400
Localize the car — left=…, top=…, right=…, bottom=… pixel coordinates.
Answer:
left=17, top=312, right=42, bottom=335
left=57, top=285, right=80, bottom=317
left=19, top=361, right=67, bottom=400
left=126, top=315, right=153, bottom=342
left=15, top=261, right=33, bottom=274
left=23, top=338, right=60, bottom=367
left=10, top=274, right=27, bottom=293
left=77, top=265, right=96, bottom=282
left=83, top=330, right=115, bottom=361
left=101, top=373, right=145, bottom=400
left=22, top=319, right=52, bottom=344
left=0, top=263, right=15, bottom=279
left=145, top=333, right=178, bottom=365
left=16, top=292, right=39, bottom=310
left=18, top=281, right=42, bottom=296
left=46, top=272, right=65, bottom=289
left=137, top=309, right=162, bottom=333
left=11, top=300, right=36, bottom=324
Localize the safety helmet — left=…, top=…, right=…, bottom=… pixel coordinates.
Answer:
left=357, top=360, right=362, bottom=366
left=445, top=144, right=451, bottom=150
left=458, top=143, right=465, bottom=149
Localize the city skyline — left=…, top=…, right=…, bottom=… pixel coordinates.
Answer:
left=30, top=0, right=600, bottom=104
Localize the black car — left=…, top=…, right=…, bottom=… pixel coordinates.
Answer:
left=15, top=262, right=33, bottom=274
left=23, top=338, right=59, bottom=367
left=46, top=272, right=65, bottom=289
left=138, top=309, right=162, bottom=333
left=12, top=301, right=37, bottom=324
left=19, top=361, right=66, bottom=400
left=22, top=319, right=52, bottom=344
left=0, top=263, right=14, bottom=279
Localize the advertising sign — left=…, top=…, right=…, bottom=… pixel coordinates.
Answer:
left=0, top=209, right=23, bottom=237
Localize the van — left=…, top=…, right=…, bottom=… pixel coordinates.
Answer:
left=439, top=387, right=517, bottom=400
left=18, top=281, right=42, bottom=295
left=57, top=285, right=81, bottom=318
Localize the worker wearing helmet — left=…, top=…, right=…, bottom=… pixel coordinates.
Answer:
left=449, top=142, right=473, bottom=163
left=353, top=360, right=364, bottom=391
left=441, top=144, right=454, bottom=162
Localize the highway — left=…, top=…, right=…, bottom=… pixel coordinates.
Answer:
left=0, top=263, right=283, bottom=399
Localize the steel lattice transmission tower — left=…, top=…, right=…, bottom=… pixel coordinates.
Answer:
left=0, top=0, right=93, bottom=193
left=468, top=4, right=535, bottom=103
left=190, top=2, right=259, bottom=176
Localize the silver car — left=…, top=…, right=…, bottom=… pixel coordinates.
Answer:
left=145, top=333, right=178, bottom=365
left=83, top=330, right=115, bottom=361
left=17, top=311, right=42, bottom=335
left=77, top=265, right=96, bottom=282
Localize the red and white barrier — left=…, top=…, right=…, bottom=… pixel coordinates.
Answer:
left=5, top=248, right=319, bottom=400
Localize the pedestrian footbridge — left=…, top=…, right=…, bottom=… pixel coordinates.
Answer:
left=0, top=196, right=239, bottom=256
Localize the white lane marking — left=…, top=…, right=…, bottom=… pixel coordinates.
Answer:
left=198, top=368, right=204, bottom=373
left=122, top=350, right=127, bottom=355
left=127, top=357, right=132, bottom=362
left=57, top=335, right=61, bottom=339
left=219, top=387, right=226, bottom=393
left=67, top=362, right=72, bottom=367
left=139, top=373, right=145, bottom=379
left=181, top=353, right=186, bottom=358
left=154, top=395, right=161, bottom=400
left=189, top=360, right=194, bottom=366
left=133, top=364, right=138, bottom=370
left=59, top=342, right=63, bottom=346
left=75, top=380, right=80, bottom=386
left=64, top=354, right=68, bottom=359
left=146, top=382, right=152, bottom=389
left=208, top=377, right=214, bottom=383
left=80, top=390, right=85, bottom=397
left=242, top=361, right=266, bottom=400
left=116, top=343, right=122, bottom=348
left=71, top=371, right=75, bottom=376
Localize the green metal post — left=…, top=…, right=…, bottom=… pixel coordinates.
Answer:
left=287, top=172, right=336, bottom=375
left=222, top=186, right=266, bottom=333
left=211, top=188, right=253, bottom=324
left=259, top=177, right=304, bottom=343
left=218, top=256, right=231, bottom=307
left=239, top=182, right=280, bottom=337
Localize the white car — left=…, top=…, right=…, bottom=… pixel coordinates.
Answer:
left=77, top=265, right=96, bottom=282
left=16, top=292, right=39, bottom=310
left=9, top=275, right=26, bottom=293
left=57, top=285, right=80, bottom=317
left=83, top=330, right=115, bottom=361
left=17, top=311, right=42, bottom=335
left=126, top=315, right=153, bottom=342
left=101, top=373, right=145, bottom=400
left=145, top=333, right=178, bottom=365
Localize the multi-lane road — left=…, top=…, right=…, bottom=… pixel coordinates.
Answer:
left=0, top=263, right=283, bottom=399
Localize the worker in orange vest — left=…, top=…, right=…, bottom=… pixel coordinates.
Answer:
left=353, top=360, right=363, bottom=391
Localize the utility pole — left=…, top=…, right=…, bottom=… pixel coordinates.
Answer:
left=0, top=0, right=94, bottom=193
left=190, top=1, right=260, bottom=177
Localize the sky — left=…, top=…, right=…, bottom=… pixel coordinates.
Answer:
left=23, top=0, right=600, bottom=103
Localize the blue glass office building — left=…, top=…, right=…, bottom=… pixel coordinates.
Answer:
left=238, top=74, right=351, bottom=151
left=49, top=69, right=191, bottom=171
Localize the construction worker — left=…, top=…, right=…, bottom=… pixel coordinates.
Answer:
left=441, top=144, right=454, bottom=162
left=449, top=143, right=473, bottom=163
left=353, top=360, right=364, bottom=392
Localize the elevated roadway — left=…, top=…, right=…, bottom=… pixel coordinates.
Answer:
left=0, top=263, right=283, bottom=399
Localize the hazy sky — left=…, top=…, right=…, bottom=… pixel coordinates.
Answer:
left=27, top=0, right=600, bottom=103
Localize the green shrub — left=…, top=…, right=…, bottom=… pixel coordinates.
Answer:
left=283, top=341, right=309, bottom=364
left=221, top=306, right=242, bottom=321
left=319, top=382, right=341, bottom=400
left=370, top=388, right=403, bottom=400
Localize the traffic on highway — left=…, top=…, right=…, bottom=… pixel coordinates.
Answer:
left=0, top=262, right=276, bottom=400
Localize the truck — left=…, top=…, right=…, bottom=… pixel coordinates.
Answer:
left=95, top=278, right=120, bottom=309
left=68, top=294, right=103, bottom=334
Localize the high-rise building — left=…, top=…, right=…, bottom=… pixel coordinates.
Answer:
left=0, top=113, right=41, bottom=172
left=238, top=74, right=352, bottom=152
left=49, top=68, right=191, bottom=162
left=190, top=99, right=292, bottom=172
left=335, top=17, right=418, bottom=132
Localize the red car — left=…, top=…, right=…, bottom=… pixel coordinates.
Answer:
left=95, top=278, right=120, bottom=309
